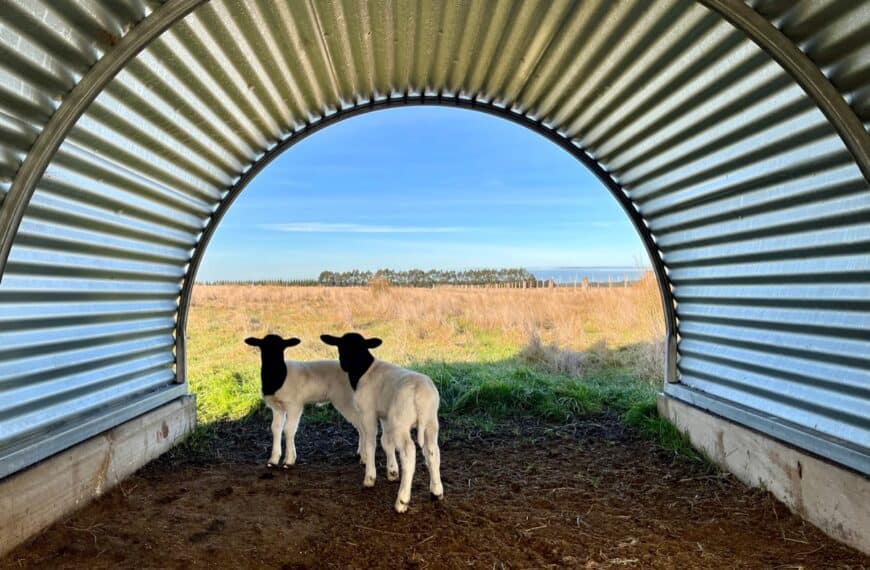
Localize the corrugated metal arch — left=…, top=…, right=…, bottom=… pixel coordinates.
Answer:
left=0, top=0, right=868, bottom=479
left=0, top=0, right=206, bottom=274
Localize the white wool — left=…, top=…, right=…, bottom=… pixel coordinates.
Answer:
left=354, top=359, right=443, bottom=513
left=263, top=360, right=362, bottom=467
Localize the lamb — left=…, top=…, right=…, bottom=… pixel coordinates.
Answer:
left=321, top=332, right=443, bottom=513
left=244, top=334, right=364, bottom=468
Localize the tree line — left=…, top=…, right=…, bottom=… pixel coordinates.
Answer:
left=203, top=278, right=320, bottom=286
left=198, top=268, right=640, bottom=289
left=317, top=267, right=536, bottom=287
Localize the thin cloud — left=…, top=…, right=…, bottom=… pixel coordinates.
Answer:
left=262, top=222, right=467, bottom=233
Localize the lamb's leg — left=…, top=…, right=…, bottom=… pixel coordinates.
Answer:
left=395, top=429, right=416, bottom=513
left=268, top=407, right=287, bottom=467
left=362, top=414, right=378, bottom=487
left=329, top=393, right=365, bottom=463
left=357, top=427, right=365, bottom=464
left=424, top=424, right=444, bottom=499
left=281, top=404, right=303, bottom=467
left=380, top=418, right=399, bottom=481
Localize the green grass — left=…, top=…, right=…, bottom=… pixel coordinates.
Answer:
left=191, top=367, right=262, bottom=424
left=188, top=355, right=702, bottom=462
left=190, top=359, right=659, bottom=425
left=418, top=360, right=656, bottom=421
left=624, top=400, right=710, bottom=465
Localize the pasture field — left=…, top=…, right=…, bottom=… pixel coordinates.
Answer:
left=186, top=276, right=673, bottom=441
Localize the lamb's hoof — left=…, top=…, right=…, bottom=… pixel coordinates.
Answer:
left=282, top=462, right=293, bottom=469
left=395, top=499, right=409, bottom=513
left=430, top=492, right=444, bottom=502
left=267, top=462, right=278, bottom=469
left=363, top=476, right=376, bottom=488
left=387, top=470, right=399, bottom=482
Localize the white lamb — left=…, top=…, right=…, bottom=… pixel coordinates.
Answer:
left=245, top=334, right=363, bottom=468
left=321, top=333, right=443, bottom=513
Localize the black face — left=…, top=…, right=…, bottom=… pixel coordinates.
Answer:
left=320, top=332, right=382, bottom=389
left=245, top=334, right=301, bottom=396
left=245, top=334, right=301, bottom=354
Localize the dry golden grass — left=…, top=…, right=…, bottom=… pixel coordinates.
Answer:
left=188, top=272, right=664, bottom=378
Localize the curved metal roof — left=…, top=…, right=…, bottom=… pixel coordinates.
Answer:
left=0, top=0, right=868, bottom=478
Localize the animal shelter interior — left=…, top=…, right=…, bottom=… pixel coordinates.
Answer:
left=0, top=0, right=868, bottom=562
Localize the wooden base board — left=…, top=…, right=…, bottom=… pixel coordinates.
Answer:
left=658, top=393, right=870, bottom=555
left=0, top=396, right=195, bottom=557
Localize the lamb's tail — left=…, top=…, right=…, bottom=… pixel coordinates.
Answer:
left=415, top=381, right=440, bottom=450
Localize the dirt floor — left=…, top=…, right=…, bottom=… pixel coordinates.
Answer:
left=3, top=414, right=867, bottom=569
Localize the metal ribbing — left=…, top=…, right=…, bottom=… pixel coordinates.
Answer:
left=0, top=0, right=203, bottom=479
left=754, top=0, right=870, bottom=124
left=0, top=0, right=868, bottom=478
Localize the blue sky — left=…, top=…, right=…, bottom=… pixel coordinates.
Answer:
left=197, top=107, right=647, bottom=281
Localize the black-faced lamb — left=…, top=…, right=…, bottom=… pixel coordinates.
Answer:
left=321, top=332, right=443, bottom=513
left=245, top=334, right=363, bottom=468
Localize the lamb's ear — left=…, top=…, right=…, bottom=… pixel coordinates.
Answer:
left=244, top=337, right=262, bottom=347
left=284, top=337, right=302, bottom=348
left=365, top=337, right=383, bottom=349
left=320, top=334, right=341, bottom=346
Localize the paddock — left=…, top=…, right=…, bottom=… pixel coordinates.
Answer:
left=0, top=0, right=868, bottom=561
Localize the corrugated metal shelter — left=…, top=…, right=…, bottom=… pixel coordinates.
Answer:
left=0, top=0, right=868, bottom=482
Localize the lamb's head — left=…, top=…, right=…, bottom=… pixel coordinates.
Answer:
left=244, top=334, right=301, bottom=396
left=320, top=332, right=382, bottom=389
left=245, top=334, right=301, bottom=355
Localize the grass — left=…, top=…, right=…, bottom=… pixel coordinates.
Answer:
left=185, top=276, right=700, bottom=460
left=624, top=401, right=709, bottom=464
left=422, top=360, right=650, bottom=420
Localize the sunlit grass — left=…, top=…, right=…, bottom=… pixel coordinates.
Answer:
left=191, top=367, right=261, bottom=424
